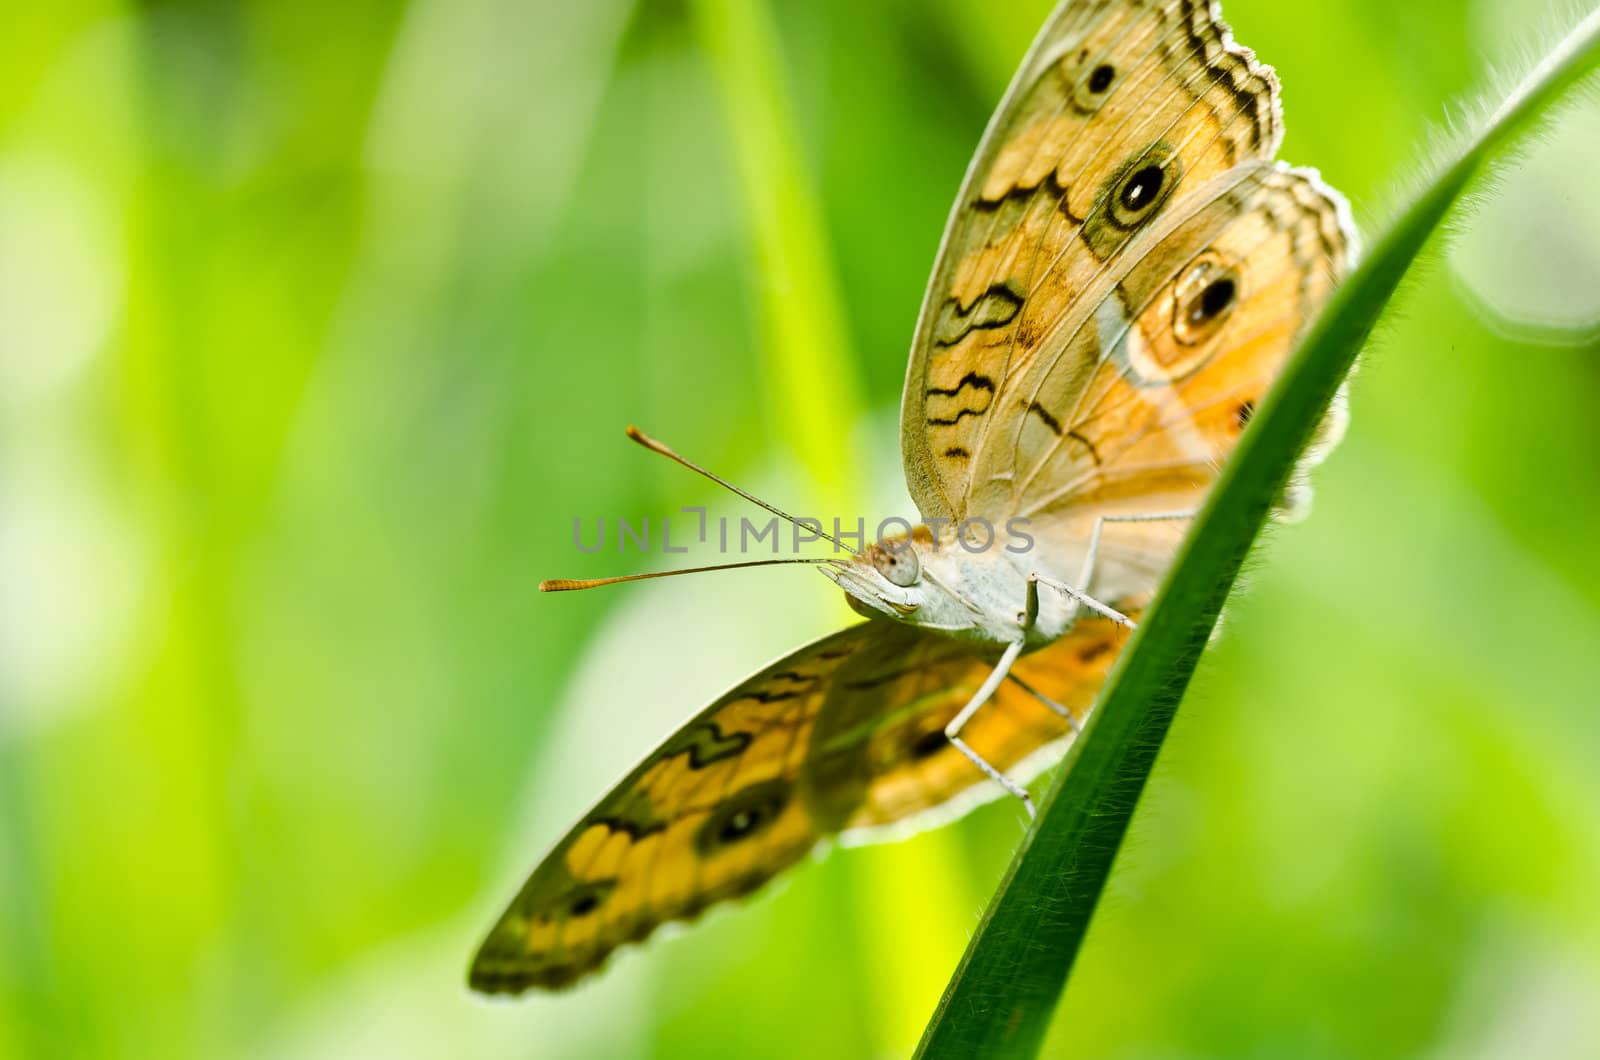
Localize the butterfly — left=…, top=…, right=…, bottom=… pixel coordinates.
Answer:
left=469, top=0, right=1354, bottom=994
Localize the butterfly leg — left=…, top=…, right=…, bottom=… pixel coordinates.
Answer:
left=1027, top=573, right=1137, bottom=630
left=1079, top=511, right=1198, bottom=600
left=1006, top=672, right=1082, bottom=735
left=1026, top=510, right=1199, bottom=631
left=943, top=638, right=1035, bottom=817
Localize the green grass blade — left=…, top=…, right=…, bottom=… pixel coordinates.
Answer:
left=915, top=10, right=1600, bottom=1059
left=690, top=0, right=863, bottom=504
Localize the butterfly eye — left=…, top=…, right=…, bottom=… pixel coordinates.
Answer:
left=871, top=544, right=921, bottom=588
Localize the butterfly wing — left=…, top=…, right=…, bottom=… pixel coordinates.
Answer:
left=901, top=0, right=1286, bottom=522
left=994, top=162, right=1352, bottom=600
left=814, top=608, right=1139, bottom=836
left=469, top=611, right=1135, bottom=994
left=470, top=625, right=868, bottom=994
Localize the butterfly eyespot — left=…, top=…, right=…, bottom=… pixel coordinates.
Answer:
left=1192, top=279, right=1237, bottom=323
left=696, top=780, right=790, bottom=855
left=1064, top=54, right=1116, bottom=112
left=1120, top=166, right=1164, bottom=211
left=1100, top=146, right=1181, bottom=233
left=555, top=879, right=618, bottom=920
left=1172, top=253, right=1243, bottom=346
left=909, top=730, right=949, bottom=761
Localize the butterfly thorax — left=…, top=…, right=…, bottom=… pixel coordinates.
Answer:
left=823, top=524, right=1079, bottom=650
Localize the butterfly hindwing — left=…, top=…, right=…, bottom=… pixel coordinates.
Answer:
left=999, top=163, right=1353, bottom=600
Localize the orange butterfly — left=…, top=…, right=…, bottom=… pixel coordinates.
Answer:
left=470, top=0, right=1353, bottom=995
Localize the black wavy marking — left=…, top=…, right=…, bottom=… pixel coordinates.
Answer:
left=1068, top=429, right=1103, bottom=467
left=970, top=168, right=1081, bottom=222
left=663, top=721, right=751, bottom=771
left=1172, top=0, right=1276, bottom=152
left=928, top=407, right=986, bottom=427
left=741, top=688, right=804, bottom=705
left=1027, top=401, right=1063, bottom=435
left=963, top=0, right=1274, bottom=237
left=933, top=284, right=1024, bottom=349
left=589, top=812, right=666, bottom=841
left=1028, top=402, right=1103, bottom=466
left=1027, top=399, right=1103, bottom=465
left=928, top=372, right=996, bottom=398
left=927, top=372, right=998, bottom=427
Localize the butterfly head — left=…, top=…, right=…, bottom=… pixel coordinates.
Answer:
left=867, top=538, right=922, bottom=588
left=819, top=525, right=928, bottom=618
left=826, top=525, right=989, bottom=634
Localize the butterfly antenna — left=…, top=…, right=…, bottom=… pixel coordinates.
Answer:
left=541, top=557, right=843, bottom=593
left=625, top=426, right=863, bottom=557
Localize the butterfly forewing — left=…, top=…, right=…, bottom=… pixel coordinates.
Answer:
left=820, top=610, right=1139, bottom=835
left=470, top=626, right=863, bottom=994
left=470, top=612, right=1135, bottom=993
left=901, top=0, right=1288, bottom=522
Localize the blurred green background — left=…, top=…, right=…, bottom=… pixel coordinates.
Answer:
left=3, top=0, right=1599, bottom=1057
